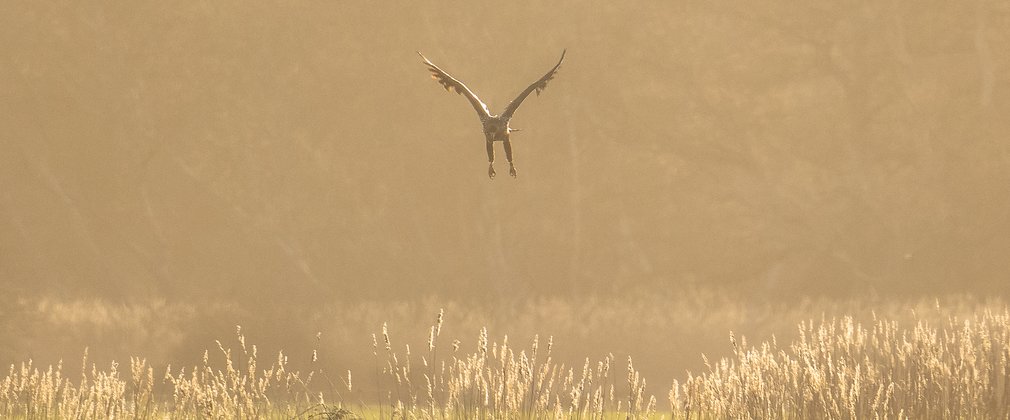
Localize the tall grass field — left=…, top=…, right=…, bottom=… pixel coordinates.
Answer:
left=3, top=301, right=1009, bottom=419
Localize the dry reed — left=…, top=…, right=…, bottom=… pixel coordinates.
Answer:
left=1, top=326, right=320, bottom=419
left=366, top=311, right=656, bottom=419
left=3, top=305, right=1009, bottom=419
left=670, top=309, right=1010, bottom=419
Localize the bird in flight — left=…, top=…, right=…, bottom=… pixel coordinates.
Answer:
left=418, top=50, right=566, bottom=179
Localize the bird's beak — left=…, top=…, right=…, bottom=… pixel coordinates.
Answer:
left=509, top=128, right=521, bottom=133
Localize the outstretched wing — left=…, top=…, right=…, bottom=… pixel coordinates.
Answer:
left=501, top=49, right=566, bottom=120
left=418, top=52, right=491, bottom=121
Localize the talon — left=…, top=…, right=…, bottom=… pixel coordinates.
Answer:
left=488, top=165, right=496, bottom=179
left=509, top=164, right=517, bottom=178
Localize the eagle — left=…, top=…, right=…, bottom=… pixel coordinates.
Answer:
left=418, top=50, right=566, bottom=179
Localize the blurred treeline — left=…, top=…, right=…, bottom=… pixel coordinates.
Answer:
left=2, top=0, right=1009, bottom=307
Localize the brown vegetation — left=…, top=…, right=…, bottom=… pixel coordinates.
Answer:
left=3, top=305, right=1008, bottom=418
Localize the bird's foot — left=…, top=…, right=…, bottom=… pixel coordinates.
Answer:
left=488, top=164, right=496, bottom=179
left=508, top=163, right=517, bottom=178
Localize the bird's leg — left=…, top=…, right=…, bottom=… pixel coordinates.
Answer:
left=504, top=139, right=517, bottom=178
left=486, top=140, right=496, bottom=179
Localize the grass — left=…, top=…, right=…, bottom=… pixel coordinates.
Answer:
left=1, top=325, right=321, bottom=419
left=2, top=303, right=1009, bottom=418
left=671, top=309, right=1010, bottom=419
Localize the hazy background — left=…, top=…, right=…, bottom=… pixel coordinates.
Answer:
left=2, top=0, right=1009, bottom=398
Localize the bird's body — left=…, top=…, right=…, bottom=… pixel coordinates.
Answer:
left=418, top=50, right=566, bottom=179
left=483, top=117, right=509, bottom=142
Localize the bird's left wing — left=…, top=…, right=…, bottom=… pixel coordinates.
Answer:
left=500, top=49, right=566, bottom=120
left=418, top=52, right=491, bottom=121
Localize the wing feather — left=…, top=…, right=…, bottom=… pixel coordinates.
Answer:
left=501, top=49, right=566, bottom=120
left=417, top=52, right=491, bottom=120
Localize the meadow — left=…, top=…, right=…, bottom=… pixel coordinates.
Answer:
left=5, top=1, right=1009, bottom=418
left=3, top=294, right=1008, bottom=419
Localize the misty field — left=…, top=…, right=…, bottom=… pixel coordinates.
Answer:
left=3, top=299, right=1009, bottom=419
left=5, top=1, right=1010, bottom=419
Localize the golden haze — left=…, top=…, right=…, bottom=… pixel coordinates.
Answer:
left=1, top=0, right=1009, bottom=415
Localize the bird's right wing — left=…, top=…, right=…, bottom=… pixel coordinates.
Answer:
left=418, top=52, right=491, bottom=121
